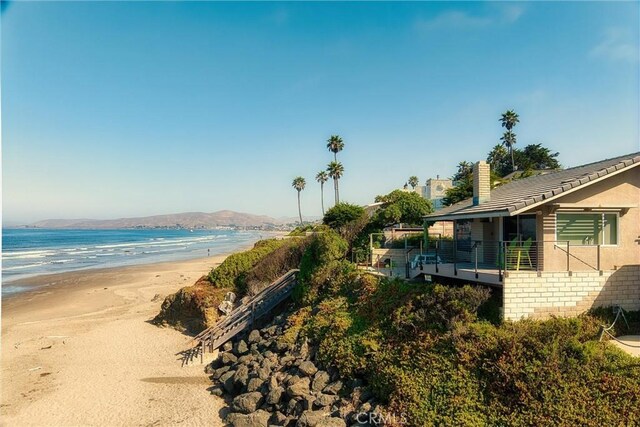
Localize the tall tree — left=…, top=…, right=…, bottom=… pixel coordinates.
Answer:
left=487, top=144, right=510, bottom=176
left=500, top=130, right=517, bottom=172
left=315, top=170, right=329, bottom=216
left=326, top=135, right=344, bottom=162
left=327, top=161, right=344, bottom=205
left=515, top=143, right=561, bottom=171
left=500, top=110, right=519, bottom=171
left=408, top=176, right=419, bottom=190
left=291, top=176, right=306, bottom=226
left=443, top=161, right=473, bottom=206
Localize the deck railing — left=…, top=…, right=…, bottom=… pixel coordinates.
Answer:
left=424, top=239, right=604, bottom=282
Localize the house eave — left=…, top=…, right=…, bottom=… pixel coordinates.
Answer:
left=424, top=210, right=510, bottom=222
left=508, top=161, right=640, bottom=216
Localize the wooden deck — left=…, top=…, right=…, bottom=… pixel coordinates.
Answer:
left=419, top=262, right=503, bottom=286
left=179, top=269, right=298, bottom=365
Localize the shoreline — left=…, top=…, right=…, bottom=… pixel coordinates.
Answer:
left=1, top=253, right=234, bottom=426
left=2, top=229, right=286, bottom=292
left=2, top=238, right=257, bottom=299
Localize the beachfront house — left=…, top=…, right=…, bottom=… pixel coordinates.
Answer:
left=422, top=153, right=640, bottom=320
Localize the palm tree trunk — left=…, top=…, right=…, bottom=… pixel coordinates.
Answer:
left=336, top=179, right=340, bottom=204
left=297, top=191, right=303, bottom=226
left=510, top=147, right=515, bottom=171
left=320, top=183, right=325, bottom=216
left=333, top=179, right=338, bottom=206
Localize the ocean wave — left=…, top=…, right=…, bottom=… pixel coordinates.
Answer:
left=3, top=250, right=56, bottom=259
left=3, top=262, right=48, bottom=271
left=50, top=259, right=74, bottom=264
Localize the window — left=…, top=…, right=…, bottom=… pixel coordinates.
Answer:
left=556, top=213, right=618, bottom=245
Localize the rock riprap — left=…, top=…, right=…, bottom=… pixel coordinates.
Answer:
left=205, top=313, right=381, bottom=426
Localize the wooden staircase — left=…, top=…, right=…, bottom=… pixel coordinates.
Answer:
left=179, top=269, right=299, bottom=365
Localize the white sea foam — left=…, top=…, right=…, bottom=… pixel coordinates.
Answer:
left=3, top=262, right=48, bottom=271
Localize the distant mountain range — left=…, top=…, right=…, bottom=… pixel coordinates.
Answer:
left=25, top=210, right=301, bottom=230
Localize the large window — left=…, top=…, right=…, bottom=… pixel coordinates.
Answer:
left=556, top=213, right=618, bottom=245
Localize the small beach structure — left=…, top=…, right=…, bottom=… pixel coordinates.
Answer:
left=420, top=152, right=640, bottom=320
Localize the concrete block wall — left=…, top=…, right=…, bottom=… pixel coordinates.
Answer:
left=503, top=265, right=640, bottom=320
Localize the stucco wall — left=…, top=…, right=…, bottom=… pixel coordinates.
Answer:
left=537, top=167, right=640, bottom=271
left=503, top=265, right=640, bottom=320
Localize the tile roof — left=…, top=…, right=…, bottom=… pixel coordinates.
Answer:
left=425, top=152, right=640, bottom=221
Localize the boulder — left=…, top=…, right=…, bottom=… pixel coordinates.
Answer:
left=314, top=393, right=339, bottom=408
left=235, top=340, right=249, bottom=356
left=226, top=409, right=271, bottom=427
left=323, top=381, right=343, bottom=396
left=256, top=366, right=271, bottom=381
left=212, top=365, right=231, bottom=380
left=248, top=329, right=262, bottom=343
left=287, top=377, right=311, bottom=398
left=299, top=361, right=318, bottom=377
left=296, top=410, right=331, bottom=427
left=238, top=354, right=255, bottom=364
left=270, top=411, right=288, bottom=426
left=280, top=355, right=296, bottom=366
left=223, top=341, right=233, bottom=352
left=312, top=371, right=331, bottom=392
left=316, top=418, right=346, bottom=427
left=232, top=392, right=265, bottom=414
left=233, top=365, right=250, bottom=389
left=266, top=386, right=284, bottom=405
left=275, top=340, right=291, bottom=353
left=268, top=375, right=279, bottom=391
left=246, top=377, right=265, bottom=393
left=221, top=352, right=238, bottom=365
left=208, top=385, right=224, bottom=397
left=221, top=370, right=237, bottom=394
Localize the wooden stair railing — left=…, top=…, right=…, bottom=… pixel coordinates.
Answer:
left=178, top=269, right=299, bottom=365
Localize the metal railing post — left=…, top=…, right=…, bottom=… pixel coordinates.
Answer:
left=435, top=240, right=439, bottom=273
left=498, top=241, right=503, bottom=282
left=474, top=242, right=479, bottom=279
left=597, top=244, right=601, bottom=271
left=566, top=241, right=570, bottom=272
left=453, top=239, right=458, bottom=276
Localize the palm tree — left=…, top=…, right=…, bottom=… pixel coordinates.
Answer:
left=500, top=110, right=519, bottom=131
left=326, top=135, right=344, bottom=162
left=500, top=130, right=517, bottom=172
left=408, top=176, right=419, bottom=190
left=315, top=171, right=329, bottom=216
left=327, top=161, right=344, bottom=205
left=500, top=110, right=519, bottom=171
left=292, top=177, right=306, bottom=226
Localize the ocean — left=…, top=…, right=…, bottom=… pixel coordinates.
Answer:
left=1, top=228, right=265, bottom=296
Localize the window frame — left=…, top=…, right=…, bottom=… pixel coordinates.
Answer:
left=554, top=211, right=619, bottom=247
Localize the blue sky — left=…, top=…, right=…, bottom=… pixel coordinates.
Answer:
left=2, top=1, right=638, bottom=224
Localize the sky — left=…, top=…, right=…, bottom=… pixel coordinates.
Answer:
left=2, top=1, right=639, bottom=224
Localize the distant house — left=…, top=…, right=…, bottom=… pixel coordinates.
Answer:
left=422, top=153, right=640, bottom=321
left=423, top=177, right=453, bottom=211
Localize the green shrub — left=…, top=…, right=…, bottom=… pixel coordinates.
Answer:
left=296, top=230, right=348, bottom=300
left=284, top=254, right=640, bottom=426
left=323, top=203, right=366, bottom=230
left=241, top=237, right=311, bottom=295
left=208, top=239, right=286, bottom=289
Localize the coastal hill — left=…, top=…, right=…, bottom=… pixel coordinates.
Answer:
left=27, top=210, right=292, bottom=229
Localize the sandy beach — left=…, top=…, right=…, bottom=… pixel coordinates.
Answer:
left=1, top=256, right=232, bottom=426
